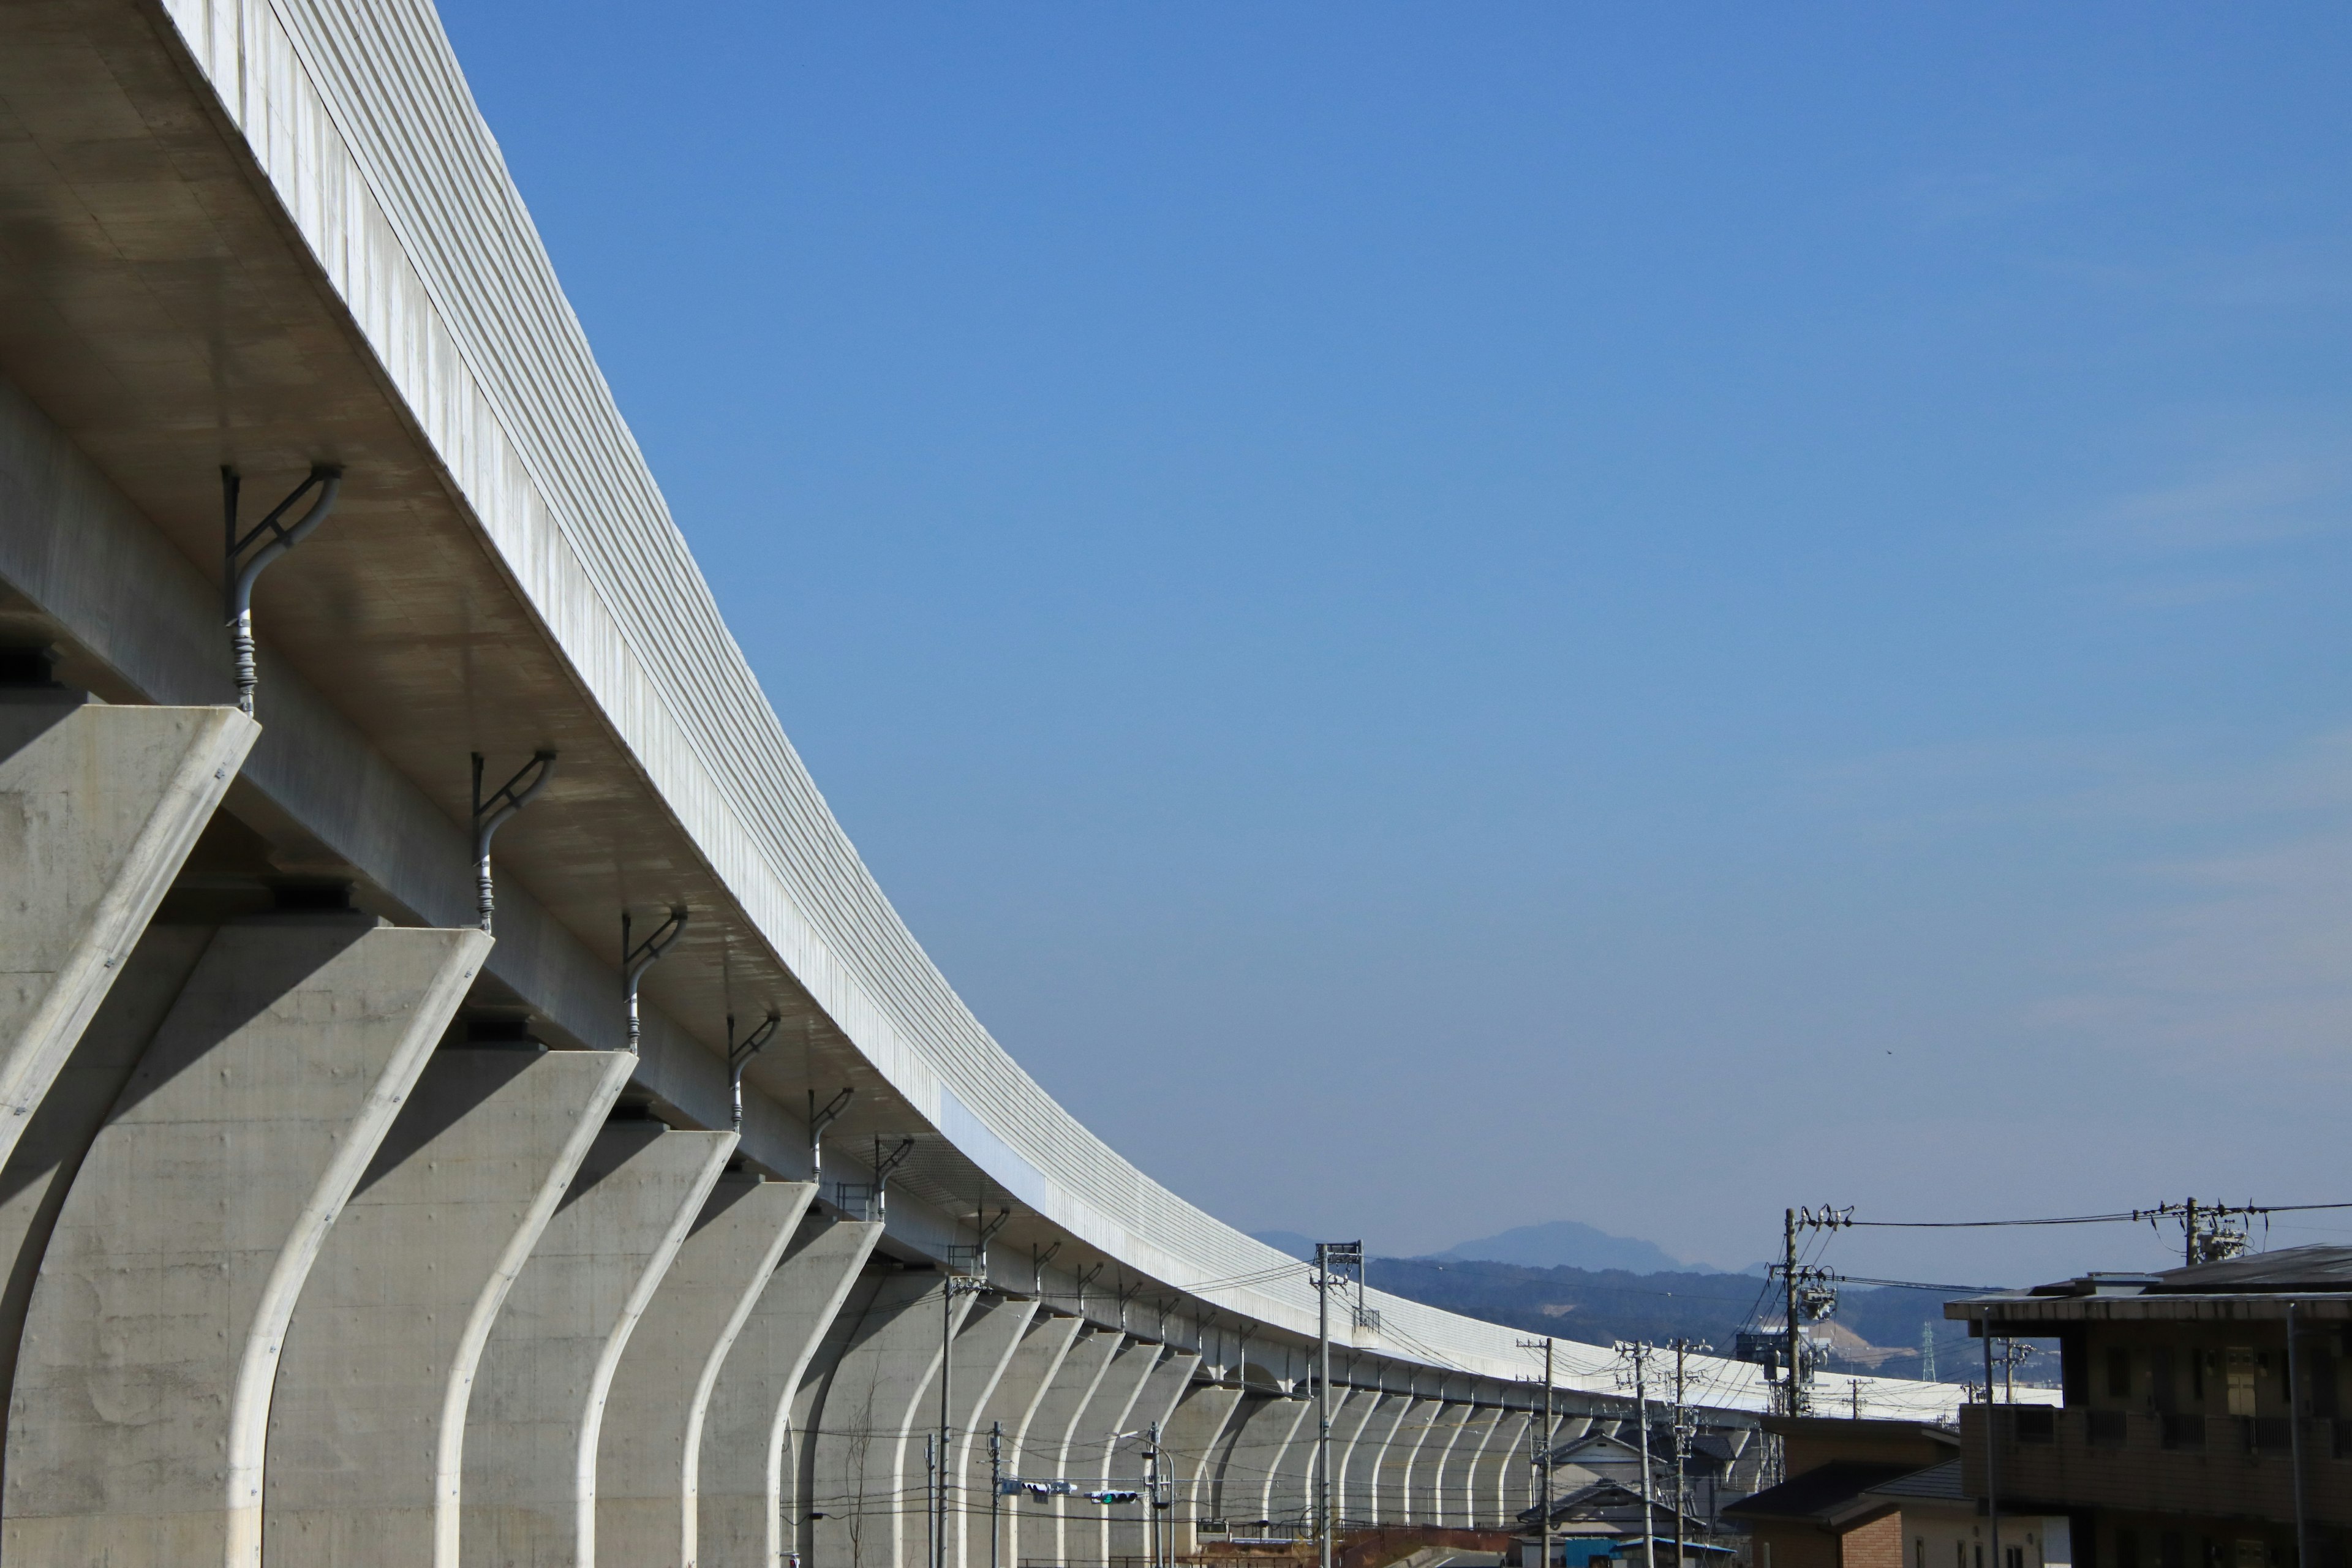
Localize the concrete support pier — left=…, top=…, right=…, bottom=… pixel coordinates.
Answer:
left=1106, top=1349, right=1199, bottom=1563
left=262, top=1046, right=635, bottom=1567
left=594, top=1172, right=816, bottom=1568
left=1066, top=1336, right=1159, bottom=1567
left=964, top=1312, right=1082, bottom=1568
left=1, top=916, right=488, bottom=1567
left=696, top=1214, right=883, bottom=1568
left=458, top=1118, right=735, bottom=1567
left=938, top=1295, right=1041, bottom=1568
left=0, top=700, right=254, bottom=1169
left=803, top=1272, right=978, bottom=1568
left=1159, top=1381, right=1240, bottom=1558
left=1011, top=1327, right=1120, bottom=1567
left=1216, top=1393, right=1311, bottom=1528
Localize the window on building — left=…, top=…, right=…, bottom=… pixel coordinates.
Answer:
left=2108, top=1346, right=2132, bottom=1398
left=2228, top=1348, right=2258, bottom=1418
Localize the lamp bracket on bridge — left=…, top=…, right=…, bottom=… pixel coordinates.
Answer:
left=619, top=906, right=688, bottom=1054
left=470, top=751, right=555, bottom=933
left=726, top=1010, right=782, bottom=1131
left=222, top=463, right=342, bottom=717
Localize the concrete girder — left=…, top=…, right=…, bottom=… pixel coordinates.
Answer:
left=457, top=1118, right=736, bottom=1566
left=960, top=1311, right=1083, bottom=1568
left=263, top=1045, right=635, bottom=1566
left=802, top=1272, right=979, bottom=1568
left=1158, top=1381, right=1241, bottom=1558
left=1107, top=1350, right=1200, bottom=1564
left=0, top=699, right=254, bottom=1167
left=595, top=1174, right=818, bottom=1567
left=1, top=916, right=488, bottom=1566
left=696, top=1213, right=884, bottom=1568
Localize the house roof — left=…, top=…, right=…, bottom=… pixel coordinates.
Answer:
left=1950, top=1245, right=2352, bottom=1327
left=1863, top=1459, right=1966, bottom=1502
left=1722, top=1462, right=1919, bottom=1524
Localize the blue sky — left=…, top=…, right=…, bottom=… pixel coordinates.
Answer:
left=442, top=2, right=2352, bottom=1284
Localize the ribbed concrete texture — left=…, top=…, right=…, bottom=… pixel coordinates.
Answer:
left=594, top=1173, right=815, bottom=1568
left=0, top=699, right=253, bottom=1170
left=1107, top=1349, right=1200, bottom=1563
left=964, top=1312, right=1082, bottom=1568
left=696, top=1215, right=883, bottom=1568
left=1, top=916, right=488, bottom=1568
left=458, top=1118, right=734, bottom=1567
left=1375, top=1397, right=1438, bottom=1524
left=1159, top=1382, right=1241, bottom=1557
left=1068, top=1338, right=1160, bottom=1568
left=805, top=1272, right=979, bottom=1568
left=1342, top=1393, right=1404, bottom=1525
left=0, top=924, right=213, bottom=1483
left=1008, top=1326, right=1119, bottom=1567
left=262, top=1046, right=636, bottom=1567
left=935, top=1294, right=1040, bottom=1568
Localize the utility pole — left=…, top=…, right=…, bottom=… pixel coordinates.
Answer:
left=1667, top=1338, right=1709, bottom=1568
left=1781, top=1208, right=1803, bottom=1417
left=2184, top=1196, right=2197, bottom=1267
left=926, top=1434, right=938, bottom=1568
left=1314, top=1241, right=1362, bottom=1568
left=1520, top=1337, right=1556, bottom=1568
left=1982, top=1332, right=2001, bottom=1568
left=990, top=1422, right=1004, bottom=1568
left=1618, top=1342, right=1658, bottom=1568
left=1920, top=1323, right=1936, bottom=1384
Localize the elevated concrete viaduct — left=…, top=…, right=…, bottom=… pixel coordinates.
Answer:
left=0, top=1, right=1965, bottom=1563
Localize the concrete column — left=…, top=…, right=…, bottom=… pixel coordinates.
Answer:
left=1404, top=1400, right=1469, bottom=1525
left=595, top=1174, right=818, bottom=1567
left=1267, top=1385, right=1365, bottom=1532
left=2, top=915, right=488, bottom=1567
left=1373, top=1396, right=1434, bottom=1526
left=1107, top=1350, right=1199, bottom=1563
left=1004, top=1326, right=1118, bottom=1568
left=803, top=1271, right=979, bottom=1568
left=1340, top=1393, right=1402, bottom=1526
left=1326, top=1389, right=1384, bottom=1529
left=698, top=1214, right=883, bottom=1568
left=1159, top=1382, right=1240, bottom=1557
left=1215, top=1393, right=1310, bottom=1531
left=965, top=1311, right=1082, bottom=1568
left=1436, top=1407, right=1502, bottom=1527
left=0, top=922, right=213, bottom=1477
left=458, top=1118, right=736, bottom=1568
left=1468, top=1411, right=1529, bottom=1531
left=939, top=1295, right=1041, bottom=1568
left=1067, top=1338, right=1161, bottom=1567
left=0, top=699, right=254, bottom=1169
left=263, top=1045, right=635, bottom=1567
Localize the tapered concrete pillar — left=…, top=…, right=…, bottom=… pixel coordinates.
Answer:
left=1325, top=1388, right=1383, bottom=1529
left=966, top=1311, right=1082, bottom=1568
left=264, top=1046, right=635, bottom=1566
left=1268, top=1385, right=1365, bottom=1531
left=1469, top=1411, right=1529, bottom=1530
left=1216, top=1393, right=1310, bottom=1528
left=1373, top=1396, right=1434, bottom=1525
left=0, top=700, right=254, bottom=1170
left=0, top=922, right=214, bottom=1482
left=459, top=1118, right=736, bottom=1567
left=1404, top=1399, right=1464, bottom=1525
left=1107, top=1350, right=1199, bottom=1562
left=595, top=1174, right=816, bottom=1567
left=1160, top=1382, right=1240, bottom=1556
left=698, top=1215, right=883, bottom=1568
left=804, top=1272, right=979, bottom=1568
left=938, top=1295, right=1040, bottom=1568
left=1004, top=1326, right=1118, bottom=1568
left=1340, top=1393, right=1400, bottom=1526
left=2, top=915, right=488, bottom=1566
left=1436, top=1406, right=1501, bottom=1526
left=1067, top=1338, right=1160, bottom=1566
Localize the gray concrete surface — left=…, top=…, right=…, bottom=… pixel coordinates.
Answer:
left=0, top=700, right=254, bottom=1170
left=963, top=1311, right=1082, bottom=1568
left=594, top=1172, right=815, bottom=1568
left=937, top=1294, right=1039, bottom=1568
left=696, top=1214, right=883, bottom=1568
left=1011, top=1326, right=1120, bottom=1566
left=1066, top=1336, right=1161, bottom=1567
left=458, top=1119, right=734, bottom=1567
left=1159, top=1381, right=1241, bottom=1557
left=1216, top=1393, right=1312, bottom=1528
left=1343, top=1393, right=1405, bottom=1526
left=1378, top=1398, right=1440, bottom=1525
left=2, top=916, right=486, bottom=1566
left=262, top=1046, right=635, bottom=1567
left=1107, top=1349, right=1200, bottom=1562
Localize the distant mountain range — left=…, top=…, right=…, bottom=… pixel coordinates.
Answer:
left=1252, top=1218, right=1716, bottom=1274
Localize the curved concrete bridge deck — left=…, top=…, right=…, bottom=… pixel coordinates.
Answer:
left=0, top=1, right=1966, bottom=1562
